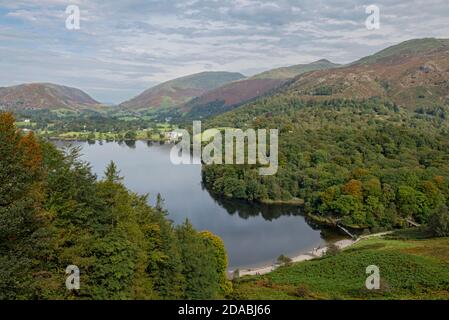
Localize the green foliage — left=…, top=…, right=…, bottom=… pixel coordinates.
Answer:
left=324, top=243, right=341, bottom=257
left=104, top=161, right=124, bottom=184
left=124, top=130, right=137, bottom=141
left=0, top=112, right=228, bottom=300
left=429, top=205, right=449, bottom=237
left=233, top=236, right=449, bottom=300
left=277, top=254, right=293, bottom=265
left=0, top=112, right=45, bottom=299
left=176, top=221, right=222, bottom=299
left=202, top=98, right=449, bottom=228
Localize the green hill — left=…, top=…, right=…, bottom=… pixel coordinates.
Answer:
left=182, top=59, right=339, bottom=119
left=232, top=231, right=449, bottom=300
left=251, top=59, right=340, bottom=80
left=202, top=42, right=449, bottom=228
left=354, top=38, right=449, bottom=65
left=119, top=71, right=245, bottom=111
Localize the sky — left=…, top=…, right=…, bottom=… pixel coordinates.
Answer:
left=1, top=0, right=449, bottom=104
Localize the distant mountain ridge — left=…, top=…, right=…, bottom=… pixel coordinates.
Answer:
left=282, top=38, right=449, bottom=109
left=0, top=83, right=100, bottom=111
left=3, top=38, right=447, bottom=115
left=182, top=59, right=340, bottom=118
left=119, top=71, right=245, bottom=111
left=251, top=59, right=340, bottom=80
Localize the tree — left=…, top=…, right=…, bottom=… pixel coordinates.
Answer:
left=87, top=132, right=96, bottom=142
left=1, top=113, right=228, bottom=300
left=277, top=254, right=292, bottom=265
left=156, top=193, right=165, bottom=211
left=325, top=243, right=341, bottom=257
left=429, top=205, right=449, bottom=237
left=176, top=221, right=221, bottom=299
left=125, top=130, right=137, bottom=141
left=0, top=112, right=45, bottom=299
left=341, top=179, right=363, bottom=200
left=200, top=231, right=231, bottom=295
left=397, top=186, right=430, bottom=223
left=104, top=161, right=124, bottom=184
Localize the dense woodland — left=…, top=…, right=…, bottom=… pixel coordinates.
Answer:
left=202, top=97, right=449, bottom=229
left=0, top=112, right=229, bottom=299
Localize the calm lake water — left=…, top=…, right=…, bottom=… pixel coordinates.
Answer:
left=55, top=140, right=334, bottom=269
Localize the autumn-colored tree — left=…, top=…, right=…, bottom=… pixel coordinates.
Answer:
left=341, top=179, right=363, bottom=200
left=0, top=112, right=46, bottom=299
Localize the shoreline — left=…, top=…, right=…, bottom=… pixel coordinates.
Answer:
left=229, top=231, right=392, bottom=278
left=47, top=137, right=175, bottom=143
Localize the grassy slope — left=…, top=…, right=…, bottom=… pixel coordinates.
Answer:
left=182, top=60, right=340, bottom=119
left=354, top=38, right=449, bottom=65
left=120, top=71, right=245, bottom=110
left=282, top=38, right=449, bottom=109
left=251, top=59, right=340, bottom=80
left=232, top=231, right=449, bottom=300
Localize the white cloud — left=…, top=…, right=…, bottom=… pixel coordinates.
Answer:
left=0, top=0, right=448, bottom=103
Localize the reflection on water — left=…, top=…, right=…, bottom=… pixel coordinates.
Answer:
left=208, top=194, right=304, bottom=221
left=53, top=140, right=335, bottom=268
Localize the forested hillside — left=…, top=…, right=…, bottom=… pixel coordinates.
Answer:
left=202, top=98, right=449, bottom=228
left=0, top=112, right=229, bottom=299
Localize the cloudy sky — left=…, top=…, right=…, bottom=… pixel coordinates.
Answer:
left=1, top=0, right=448, bottom=103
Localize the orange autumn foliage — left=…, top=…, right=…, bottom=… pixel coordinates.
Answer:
left=18, top=132, right=43, bottom=172
left=434, top=176, right=445, bottom=188
left=0, top=112, right=17, bottom=145
left=0, top=112, right=43, bottom=173
left=341, top=179, right=363, bottom=200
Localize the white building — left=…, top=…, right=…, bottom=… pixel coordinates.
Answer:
left=165, top=131, right=183, bottom=142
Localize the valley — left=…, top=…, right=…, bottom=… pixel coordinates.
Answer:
left=2, top=37, right=449, bottom=301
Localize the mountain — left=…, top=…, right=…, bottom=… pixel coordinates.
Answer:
left=182, top=59, right=340, bottom=119
left=0, top=83, right=100, bottom=111
left=283, top=38, right=449, bottom=109
left=119, top=71, right=245, bottom=111
left=201, top=39, right=449, bottom=233
left=251, top=59, right=339, bottom=80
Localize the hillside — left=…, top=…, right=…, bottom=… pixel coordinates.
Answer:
left=203, top=99, right=449, bottom=229
left=182, top=59, right=339, bottom=119
left=284, top=38, right=449, bottom=109
left=251, top=59, right=340, bottom=80
left=0, top=83, right=100, bottom=111
left=0, top=112, right=229, bottom=299
left=232, top=231, right=449, bottom=300
left=119, top=71, right=245, bottom=111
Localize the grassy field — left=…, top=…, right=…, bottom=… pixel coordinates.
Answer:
left=232, top=230, right=449, bottom=300
left=15, top=121, right=36, bottom=127
left=41, top=123, right=178, bottom=141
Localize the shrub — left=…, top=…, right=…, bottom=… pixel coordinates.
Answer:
left=277, top=254, right=292, bottom=265
left=325, top=243, right=341, bottom=257
left=293, top=284, right=311, bottom=298
left=429, top=205, right=449, bottom=237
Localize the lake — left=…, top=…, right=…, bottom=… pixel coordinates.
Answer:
left=55, top=140, right=336, bottom=269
